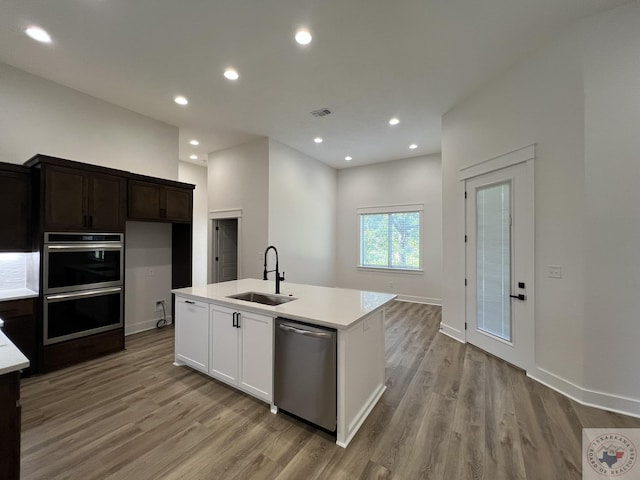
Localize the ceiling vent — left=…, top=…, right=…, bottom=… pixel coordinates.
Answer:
left=310, top=108, right=332, bottom=117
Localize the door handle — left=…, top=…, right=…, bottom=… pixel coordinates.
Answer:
left=510, top=294, right=527, bottom=301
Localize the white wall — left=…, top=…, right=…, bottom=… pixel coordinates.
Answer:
left=582, top=2, right=640, bottom=408
left=268, top=139, right=337, bottom=287
left=208, top=138, right=269, bottom=279
left=179, top=161, right=208, bottom=287
left=442, top=2, right=640, bottom=415
left=0, top=62, right=178, bottom=179
left=124, top=222, right=172, bottom=334
left=336, top=154, right=442, bottom=303
left=0, top=62, right=181, bottom=335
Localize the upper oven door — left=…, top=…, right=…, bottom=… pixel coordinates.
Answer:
left=44, top=242, right=123, bottom=293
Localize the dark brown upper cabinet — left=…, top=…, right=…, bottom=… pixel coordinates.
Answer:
left=128, top=179, right=192, bottom=223
left=0, top=163, right=31, bottom=251
left=25, top=156, right=126, bottom=232
left=43, top=165, right=126, bottom=231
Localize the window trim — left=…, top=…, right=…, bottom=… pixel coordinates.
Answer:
left=357, top=203, right=424, bottom=272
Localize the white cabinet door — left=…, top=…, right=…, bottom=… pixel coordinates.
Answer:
left=209, top=304, right=239, bottom=384
left=238, top=311, right=273, bottom=402
left=175, top=297, right=209, bottom=373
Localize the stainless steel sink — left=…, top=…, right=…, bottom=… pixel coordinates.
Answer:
left=227, top=291, right=297, bottom=306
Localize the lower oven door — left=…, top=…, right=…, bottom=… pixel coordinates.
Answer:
left=44, top=287, right=123, bottom=345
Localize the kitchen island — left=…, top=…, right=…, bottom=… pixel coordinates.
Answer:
left=172, top=278, right=396, bottom=447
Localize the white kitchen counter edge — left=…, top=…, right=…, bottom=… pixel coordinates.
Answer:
left=0, top=329, right=29, bottom=375
left=172, top=279, right=397, bottom=330
left=0, top=288, right=39, bottom=302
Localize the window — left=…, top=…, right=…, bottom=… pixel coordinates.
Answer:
left=358, top=204, right=423, bottom=271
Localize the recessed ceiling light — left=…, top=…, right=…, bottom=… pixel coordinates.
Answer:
left=189, top=155, right=198, bottom=160
left=224, top=68, right=239, bottom=80
left=314, top=137, right=323, bottom=143
left=295, top=30, right=312, bottom=45
left=189, top=139, right=199, bottom=146
left=174, top=95, right=188, bottom=106
left=25, top=26, right=51, bottom=44
left=345, top=156, right=352, bottom=161
left=389, top=118, right=400, bottom=126
left=409, top=144, right=418, bottom=149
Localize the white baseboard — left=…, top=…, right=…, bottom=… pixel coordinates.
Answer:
left=438, top=322, right=465, bottom=343
left=125, top=315, right=173, bottom=336
left=529, top=366, right=640, bottom=419
left=395, top=294, right=442, bottom=306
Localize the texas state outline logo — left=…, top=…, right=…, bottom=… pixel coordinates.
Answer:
left=583, top=429, right=638, bottom=478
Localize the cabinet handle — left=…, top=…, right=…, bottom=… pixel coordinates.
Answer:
left=185, top=300, right=195, bottom=304
left=232, top=312, right=237, bottom=328
left=88, top=215, right=93, bottom=227
left=232, top=312, right=241, bottom=328
left=236, top=312, right=241, bottom=328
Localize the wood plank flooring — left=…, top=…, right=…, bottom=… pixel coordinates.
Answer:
left=20, top=301, right=640, bottom=479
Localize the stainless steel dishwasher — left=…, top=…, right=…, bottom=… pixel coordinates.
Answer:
left=274, top=318, right=337, bottom=431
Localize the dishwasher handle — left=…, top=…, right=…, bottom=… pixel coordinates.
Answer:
left=278, top=323, right=333, bottom=339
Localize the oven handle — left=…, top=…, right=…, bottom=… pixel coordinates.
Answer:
left=46, top=244, right=122, bottom=250
left=46, top=287, right=122, bottom=301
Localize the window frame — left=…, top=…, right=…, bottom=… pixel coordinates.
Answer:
left=357, top=204, right=424, bottom=273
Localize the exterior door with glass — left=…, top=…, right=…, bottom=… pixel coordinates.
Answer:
left=465, top=162, right=533, bottom=371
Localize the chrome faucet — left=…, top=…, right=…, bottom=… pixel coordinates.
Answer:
left=263, top=245, right=285, bottom=294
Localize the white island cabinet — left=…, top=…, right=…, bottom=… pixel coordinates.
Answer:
left=210, top=304, right=273, bottom=402
left=173, top=278, right=396, bottom=448
left=174, top=296, right=209, bottom=373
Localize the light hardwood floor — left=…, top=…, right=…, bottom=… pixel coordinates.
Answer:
left=20, top=301, right=640, bottom=479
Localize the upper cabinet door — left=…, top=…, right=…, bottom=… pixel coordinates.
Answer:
left=127, top=180, right=192, bottom=223
left=127, top=180, right=162, bottom=220
left=44, top=165, right=86, bottom=231
left=87, top=173, right=126, bottom=231
left=0, top=168, right=30, bottom=251
left=43, top=165, right=126, bottom=232
left=164, top=186, right=192, bottom=222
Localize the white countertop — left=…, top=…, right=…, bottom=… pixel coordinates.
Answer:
left=0, top=288, right=39, bottom=302
left=173, top=278, right=397, bottom=329
left=0, top=329, right=30, bottom=375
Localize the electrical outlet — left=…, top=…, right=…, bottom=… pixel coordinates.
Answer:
left=548, top=265, right=562, bottom=279
left=155, top=299, right=166, bottom=311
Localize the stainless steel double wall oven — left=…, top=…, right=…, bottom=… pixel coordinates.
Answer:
left=43, top=232, right=124, bottom=345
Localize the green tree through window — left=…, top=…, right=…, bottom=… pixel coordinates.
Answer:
left=360, top=210, right=421, bottom=269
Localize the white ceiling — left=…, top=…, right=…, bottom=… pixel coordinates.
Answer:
left=0, top=0, right=627, bottom=169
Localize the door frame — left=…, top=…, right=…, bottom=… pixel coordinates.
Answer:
left=208, top=209, right=243, bottom=284
left=460, top=144, right=535, bottom=372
